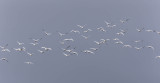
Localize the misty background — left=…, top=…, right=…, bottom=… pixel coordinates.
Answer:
left=0, top=0, right=160, bottom=83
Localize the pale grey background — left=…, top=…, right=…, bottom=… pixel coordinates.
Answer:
left=0, top=0, right=160, bottom=83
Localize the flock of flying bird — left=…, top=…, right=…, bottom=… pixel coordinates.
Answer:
left=0, top=18, right=160, bottom=64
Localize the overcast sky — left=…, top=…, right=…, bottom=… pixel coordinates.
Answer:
left=0, top=0, right=160, bottom=83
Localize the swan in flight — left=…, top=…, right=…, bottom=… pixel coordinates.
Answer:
left=42, top=29, right=51, bottom=36
left=145, top=29, right=155, bottom=32
left=94, top=41, right=101, bottom=45
left=100, top=39, right=110, bottom=44
left=105, top=22, right=116, bottom=28
left=83, top=29, right=92, bottom=33
left=70, top=30, right=80, bottom=34
left=116, top=32, right=124, bottom=36
left=83, top=50, right=95, bottom=54
left=58, top=32, right=67, bottom=37
left=81, top=35, right=89, bottom=39
left=63, top=38, right=74, bottom=42
left=119, top=29, right=127, bottom=33
left=97, top=27, right=106, bottom=32
left=1, top=48, right=11, bottom=52
left=27, top=52, right=34, bottom=56
left=115, top=41, right=123, bottom=44
left=38, top=50, right=45, bottom=54
left=24, top=62, right=34, bottom=64
left=0, top=44, right=10, bottom=52
left=65, top=49, right=73, bottom=53
left=123, top=45, right=132, bottom=48
left=134, top=47, right=144, bottom=50
left=32, top=38, right=42, bottom=42
left=0, top=58, right=8, bottom=62
left=77, top=25, right=85, bottom=29
left=41, top=47, right=52, bottom=51
left=17, top=41, right=24, bottom=45
left=120, top=19, right=129, bottom=23
left=63, top=52, right=70, bottom=56
left=30, top=42, right=39, bottom=46
left=14, top=47, right=26, bottom=52
left=105, top=21, right=116, bottom=27
left=44, top=31, right=51, bottom=36
left=133, top=40, right=143, bottom=43
left=113, top=38, right=119, bottom=41
left=145, top=46, right=154, bottom=51
left=90, top=48, right=99, bottom=51
left=104, top=21, right=111, bottom=26
left=120, top=20, right=125, bottom=23
left=71, top=51, right=78, bottom=56
left=136, top=28, right=144, bottom=32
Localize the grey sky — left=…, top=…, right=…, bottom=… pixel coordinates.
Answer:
left=0, top=0, right=160, bottom=83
